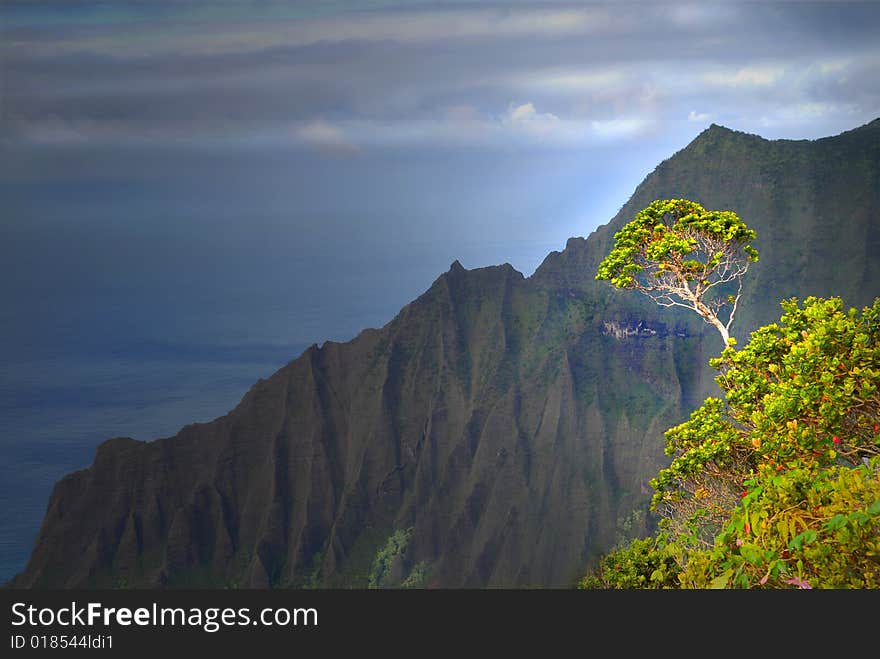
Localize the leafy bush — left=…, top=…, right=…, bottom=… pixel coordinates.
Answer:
left=681, top=460, right=880, bottom=588
left=579, top=535, right=680, bottom=589
left=368, top=527, right=413, bottom=589
left=582, top=297, right=880, bottom=589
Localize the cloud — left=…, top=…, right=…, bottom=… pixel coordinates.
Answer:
left=703, top=65, right=786, bottom=88
left=818, top=59, right=850, bottom=76
left=501, top=102, right=572, bottom=142
left=667, top=3, right=739, bottom=28
left=793, top=103, right=835, bottom=119
left=4, top=2, right=879, bottom=153
left=1, top=118, right=91, bottom=145
left=293, top=120, right=361, bottom=156
left=504, top=102, right=557, bottom=124
left=7, top=7, right=614, bottom=59
left=278, top=105, right=652, bottom=151
left=589, top=118, right=650, bottom=140
left=513, top=69, right=626, bottom=93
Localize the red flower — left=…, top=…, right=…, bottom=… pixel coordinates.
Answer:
left=740, top=491, right=748, bottom=499
left=832, top=436, right=841, bottom=445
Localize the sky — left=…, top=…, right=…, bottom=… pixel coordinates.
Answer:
left=1, top=0, right=879, bottom=582
left=3, top=1, right=879, bottom=149
left=3, top=2, right=879, bottom=199
left=2, top=1, right=879, bottom=380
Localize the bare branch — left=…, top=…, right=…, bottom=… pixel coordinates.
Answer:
left=725, top=276, right=745, bottom=332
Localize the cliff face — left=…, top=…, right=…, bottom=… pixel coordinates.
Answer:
left=11, top=119, right=880, bottom=588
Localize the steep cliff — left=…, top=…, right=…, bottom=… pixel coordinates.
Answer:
left=11, top=119, right=880, bottom=588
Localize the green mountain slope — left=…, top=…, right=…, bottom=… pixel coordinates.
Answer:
left=9, top=119, right=879, bottom=588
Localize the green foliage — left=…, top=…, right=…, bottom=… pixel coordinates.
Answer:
left=368, top=527, right=413, bottom=589
left=596, top=198, right=759, bottom=344
left=713, top=296, right=879, bottom=466
left=680, top=460, right=880, bottom=588
left=578, top=535, right=680, bottom=589
left=301, top=551, right=323, bottom=589
left=582, top=297, right=880, bottom=589
left=653, top=296, right=880, bottom=515
left=614, top=508, right=647, bottom=547
left=596, top=199, right=758, bottom=290
left=401, top=561, right=430, bottom=589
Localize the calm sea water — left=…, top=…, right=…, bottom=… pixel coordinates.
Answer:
left=0, top=213, right=559, bottom=583
left=0, top=142, right=653, bottom=582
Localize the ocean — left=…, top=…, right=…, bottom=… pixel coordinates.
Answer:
left=0, top=144, right=650, bottom=582
left=0, top=235, right=563, bottom=582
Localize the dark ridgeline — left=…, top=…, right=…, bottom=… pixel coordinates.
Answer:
left=9, top=119, right=880, bottom=588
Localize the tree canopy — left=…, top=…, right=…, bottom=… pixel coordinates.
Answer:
left=581, top=297, right=880, bottom=589
left=596, top=198, right=759, bottom=346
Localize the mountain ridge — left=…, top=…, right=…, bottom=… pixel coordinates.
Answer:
left=8, top=117, right=879, bottom=588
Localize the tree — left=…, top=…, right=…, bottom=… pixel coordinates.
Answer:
left=580, top=297, right=880, bottom=589
left=596, top=198, right=759, bottom=346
